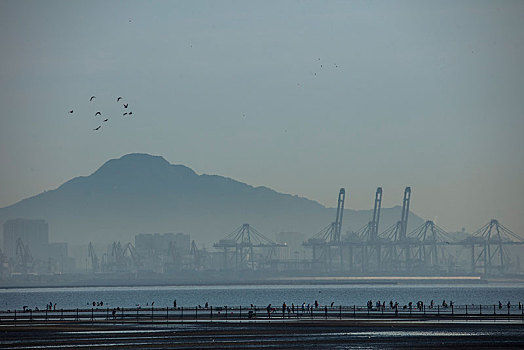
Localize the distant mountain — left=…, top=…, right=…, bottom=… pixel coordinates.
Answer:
left=0, top=153, right=424, bottom=246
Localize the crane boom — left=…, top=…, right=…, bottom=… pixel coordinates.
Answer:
left=399, top=187, right=411, bottom=240
left=371, top=187, right=382, bottom=241
left=334, top=188, right=345, bottom=242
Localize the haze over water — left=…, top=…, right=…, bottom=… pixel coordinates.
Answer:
left=0, top=0, right=523, bottom=237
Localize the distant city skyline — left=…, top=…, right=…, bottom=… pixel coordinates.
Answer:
left=0, top=1, right=523, bottom=236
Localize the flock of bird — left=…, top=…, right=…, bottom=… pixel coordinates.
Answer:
left=68, top=95, right=133, bottom=131
left=66, top=58, right=337, bottom=129
left=243, top=58, right=340, bottom=119
left=310, top=57, right=339, bottom=78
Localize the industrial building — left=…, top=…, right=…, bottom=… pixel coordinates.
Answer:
left=3, top=218, right=49, bottom=259
left=135, top=232, right=190, bottom=256
left=1, top=218, right=74, bottom=275
left=2, top=187, right=523, bottom=279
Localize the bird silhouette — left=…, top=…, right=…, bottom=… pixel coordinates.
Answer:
left=123, top=112, right=128, bottom=116
left=103, top=118, right=108, bottom=122
left=93, top=126, right=101, bottom=130
left=123, top=103, right=128, bottom=108
left=69, top=110, right=73, bottom=114
left=95, top=111, right=101, bottom=116
left=128, top=111, right=132, bottom=115
left=90, top=96, right=96, bottom=101
left=117, top=97, right=123, bottom=101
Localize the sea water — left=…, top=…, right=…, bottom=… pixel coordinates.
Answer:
left=0, top=283, right=523, bottom=310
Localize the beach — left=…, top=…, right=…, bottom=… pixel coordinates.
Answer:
left=2, top=320, right=524, bottom=349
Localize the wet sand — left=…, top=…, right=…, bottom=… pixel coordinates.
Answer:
left=1, top=320, right=523, bottom=349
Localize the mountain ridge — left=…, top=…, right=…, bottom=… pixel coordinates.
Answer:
left=0, top=153, right=423, bottom=246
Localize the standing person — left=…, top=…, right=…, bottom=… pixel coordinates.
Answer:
left=314, top=300, right=318, bottom=309
left=174, top=300, right=177, bottom=308
left=267, top=304, right=272, bottom=318
left=282, top=303, right=286, bottom=318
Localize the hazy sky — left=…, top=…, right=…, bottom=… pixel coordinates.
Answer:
left=0, top=1, right=523, bottom=235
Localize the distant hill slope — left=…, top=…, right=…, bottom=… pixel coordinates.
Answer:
left=0, top=153, right=424, bottom=246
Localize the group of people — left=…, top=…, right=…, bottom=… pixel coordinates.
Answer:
left=498, top=301, right=519, bottom=309
left=22, top=303, right=57, bottom=312
left=264, top=300, right=335, bottom=318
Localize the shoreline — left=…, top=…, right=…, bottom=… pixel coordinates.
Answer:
left=2, top=320, right=523, bottom=349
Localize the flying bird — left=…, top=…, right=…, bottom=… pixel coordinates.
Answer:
left=128, top=111, right=132, bottom=115
left=103, top=118, right=108, bottom=122
left=93, top=126, right=101, bottom=130
left=123, top=103, right=128, bottom=108
left=69, top=110, right=73, bottom=114
left=123, top=112, right=128, bottom=116
left=117, top=97, right=123, bottom=101
left=90, top=96, right=96, bottom=101
left=95, top=111, right=101, bottom=116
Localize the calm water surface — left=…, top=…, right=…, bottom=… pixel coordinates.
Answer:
left=1, top=283, right=523, bottom=310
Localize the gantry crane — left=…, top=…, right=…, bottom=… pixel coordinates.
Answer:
left=214, top=224, right=285, bottom=270
left=15, top=238, right=33, bottom=274
left=88, top=242, right=99, bottom=272
left=303, top=188, right=347, bottom=271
